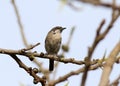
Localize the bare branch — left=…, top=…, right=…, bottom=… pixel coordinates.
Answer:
left=4, top=0, right=120, bottom=85
left=11, top=0, right=47, bottom=79
left=49, top=62, right=103, bottom=86
left=81, top=19, right=106, bottom=86
left=81, top=8, right=120, bottom=85
left=0, top=43, right=120, bottom=85
left=21, top=43, right=40, bottom=51
left=9, top=54, right=46, bottom=86
left=99, top=41, right=120, bottom=86
left=11, top=0, right=29, bottom=47
left=0, top=45, right=120, bottom=65
left=76, top=0, right=120, bottom=10
left=97, top=19, right=105, bottom=35
left=0, top=48, right=85, bottom=65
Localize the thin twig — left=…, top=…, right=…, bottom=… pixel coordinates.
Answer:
left=9, top=54, right=46, bottom=86
left=76, top=0, right=120, bottom=10
left=21, top=43, right=40, bottom=51
left=33, top=59, right=50, bottom=81
left=48, top=62, right=103, bottom=86
left=11, top=0, right=47, bottom=79
left=51, top=55, right=120, bottom=86
left=11, top=0, right=29, bottom=47
left=81, top=3, right=120, bottom=85
left=81, top=19, right=106, bottom=86
left=97, top=19, right=105, bottom=35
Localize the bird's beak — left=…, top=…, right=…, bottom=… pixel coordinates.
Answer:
left=61, top=27, right=66, bottom=32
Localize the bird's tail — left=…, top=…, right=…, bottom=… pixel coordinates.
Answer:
left=49, top=59, right=54, bottom=71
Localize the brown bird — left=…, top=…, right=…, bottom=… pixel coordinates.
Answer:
left=45, top=26, right=66, bottom=71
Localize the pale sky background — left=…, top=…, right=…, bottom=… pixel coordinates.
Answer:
left=0, top=0, right=120, bottom=86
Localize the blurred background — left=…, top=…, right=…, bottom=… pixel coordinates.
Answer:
left=0, top=0, right=120, bottom=86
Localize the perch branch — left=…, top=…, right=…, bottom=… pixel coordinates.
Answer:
left=0, top=47, right=99, bottom=65
left=0, top=45, right=119, bottom=65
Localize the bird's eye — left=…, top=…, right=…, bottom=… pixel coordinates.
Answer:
left=52, top=31, right=56, bottom=34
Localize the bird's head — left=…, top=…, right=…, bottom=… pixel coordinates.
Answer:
left=50, top=26, right=66, bottom=34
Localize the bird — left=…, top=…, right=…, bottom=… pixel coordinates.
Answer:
left=45, top=26, right=66, bottom=71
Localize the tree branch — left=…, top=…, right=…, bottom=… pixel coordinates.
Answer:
left=11, top=0, right=29, bottom=47
left=49, top=61, right=104, bottom=86
left=11, top=0, right=49, bottom=79
left=81, top=8, right=120, bottom=85
left=0, top=47, right=92, bottom=65
left=9, top=54, right=46, bottom=86
left=99, top=41, right=120, bottom=86
left=81, top=19, right=106, bottom=86
left=77, top=0, right=120, bottom=10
